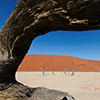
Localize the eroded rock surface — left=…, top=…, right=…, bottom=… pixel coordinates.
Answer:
left=0, top=0, right=100, bottom=99
left=0, top=83, right=75, bottom=100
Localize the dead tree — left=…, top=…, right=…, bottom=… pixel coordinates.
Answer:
left=71, top=60, right=86, bottom=76
left=39, top=58, right=45, bottom=75
left=0, top=0, right=100, bottom=99
left=71, top=60, right=75, bottom=76
left=51, top=64, right=56, bottom=75
left=76, top=64, right=86, bottom=71
left=64, top=67, right=67, bottom=75
left=63, top=66, right=70, bottom=75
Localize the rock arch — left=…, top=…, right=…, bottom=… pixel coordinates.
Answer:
left=0, top=0, right=100, bottom=99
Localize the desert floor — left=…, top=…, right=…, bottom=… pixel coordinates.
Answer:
left=16, top=72, right=100, bottom=100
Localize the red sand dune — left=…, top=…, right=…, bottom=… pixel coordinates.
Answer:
left=18, top=55, right=100, bottom=72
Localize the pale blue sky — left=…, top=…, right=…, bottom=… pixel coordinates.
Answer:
left=0, top=0, right=100, bottom=60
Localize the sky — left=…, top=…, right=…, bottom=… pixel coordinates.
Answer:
left=0, top=0, right=100, bottom=60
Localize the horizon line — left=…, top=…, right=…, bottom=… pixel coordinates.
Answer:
left=26, top=54, right=100, bottom=61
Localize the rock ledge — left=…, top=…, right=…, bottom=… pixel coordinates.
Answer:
left=0, top=83, right=75, bottom=100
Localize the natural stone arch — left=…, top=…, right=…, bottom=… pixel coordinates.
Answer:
left=0, top=0, right=100, bottom=99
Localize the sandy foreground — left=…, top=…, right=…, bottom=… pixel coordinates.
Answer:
left=16, top=72, right=100, bottom=100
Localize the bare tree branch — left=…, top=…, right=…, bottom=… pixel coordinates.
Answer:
left=51, top=64, right=56, bottom=75
left=71, top=59, right=86, bottom=76
left=39, top=57, right=45, bottom=75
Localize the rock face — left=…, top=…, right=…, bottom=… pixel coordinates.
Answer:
left=0, top=82, right=75, bottom=100
left=0, top=0, right=100, bottom=99
left=30, top=87, right=75, bottom=100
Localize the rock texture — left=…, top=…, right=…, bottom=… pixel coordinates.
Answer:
left=0, top=0, right=100, bottom=99
left=0, top=82, right=75, bottom=100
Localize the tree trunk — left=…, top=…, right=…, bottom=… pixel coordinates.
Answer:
left=0, top=0, right=100, bottom=99
left=64, top=67, right=67, bottom=75
left=42, top=69, right=45, bottom=75
left=52, top=69, right=54, bottom=75
left=52, top=64, right=56, bottom=75
left=71, top=61, right=75, bottom=76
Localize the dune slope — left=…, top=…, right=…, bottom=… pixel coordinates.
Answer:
left=18, top=55, right=100, bottom=72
